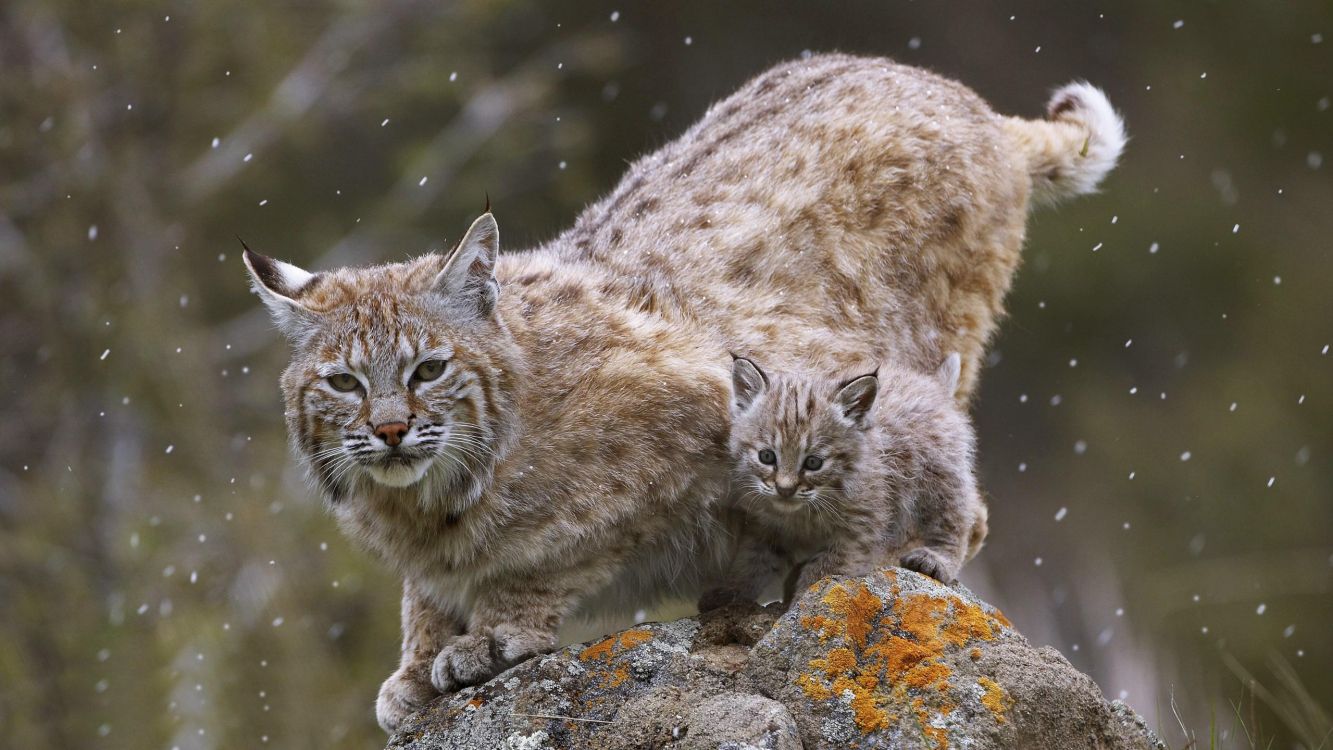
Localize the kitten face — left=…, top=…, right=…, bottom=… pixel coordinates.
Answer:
left=247, top=214, right=513, bottom=503
left=728, top=358, right=876, bottom=515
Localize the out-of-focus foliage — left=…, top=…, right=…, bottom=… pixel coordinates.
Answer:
left=0, top=1, right=1328, bottom=748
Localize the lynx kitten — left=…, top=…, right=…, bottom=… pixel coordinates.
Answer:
left=703, top=353, right=985, bottom=608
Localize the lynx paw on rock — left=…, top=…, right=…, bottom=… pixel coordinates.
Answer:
left=431, top=633, right=497, bottom=692
left=376, top=667, right=437, bottom=733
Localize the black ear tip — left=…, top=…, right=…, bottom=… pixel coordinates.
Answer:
left=237, top=236, right=265, bottom=269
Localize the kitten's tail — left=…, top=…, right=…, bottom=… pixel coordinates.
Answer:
left=1005, top=82, right=1126, bottom=207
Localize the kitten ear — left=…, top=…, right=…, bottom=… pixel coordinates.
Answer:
left=937, top=352, right=962, bottom=394
left=240, top=240, right=321, bottom=340
left=731, top=355, right=769, bottom=411
left=433, top=212, right=499, bottom=318
left=834, top=373, right=878, bottom=427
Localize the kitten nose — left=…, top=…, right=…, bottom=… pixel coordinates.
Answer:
left=373, top=421, right=410, bottom=447
left=775, top=481, right=798, bottom=498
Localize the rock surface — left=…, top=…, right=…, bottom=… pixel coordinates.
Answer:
left=388, top=569, right=1164, bottom=749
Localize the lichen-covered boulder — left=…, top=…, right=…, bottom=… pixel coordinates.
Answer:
left=388, top=569, right=1163, bottom=750
left=747, top=569, right=1162, bottom=749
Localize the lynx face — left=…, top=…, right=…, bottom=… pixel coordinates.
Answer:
left=727, top=357, right=878, bottom=516
left=245, top=214, right=517, bottom=504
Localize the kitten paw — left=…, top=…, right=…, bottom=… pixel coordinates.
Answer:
left=376, top=667, right=437, bottom=734
left=900, top=548, right=958, bottom=584
left=431, top=633, right=496, bottom=692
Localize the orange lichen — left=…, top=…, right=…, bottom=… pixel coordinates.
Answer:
left=822, top=582, right=884, bottom=649
left=618, top=628, right=654, bottom=650
left=978, top=677, right=1013, bottom=723
left=599, top=663, right=630, bottom=689
left=794, top=580, right=1015, bottom=745
left=796, top=671, right=834, bottom=702
left=578, top=636, right=617, bottom=663
left=805, top=643, right=891, bottom=731
left=577, top=628, right=654, bottom=689
left=800, top=614, right=841, bottom=642
left=939, top=599, right=1000, bottom=647
left=578, top=629, right=654, bottom=663
left=913, top=700, right=950, bottom=750
left=465, top=697, right=484, bottom=710
left=841, top=676, right=892, bottom=732
left=866, top=636, right=931, bottom=679
left=824, top=647, right=857, bottom=673
left=905, top=659, right=953, bottom=693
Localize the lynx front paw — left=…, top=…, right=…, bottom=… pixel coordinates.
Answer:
left=431, top=633, right=497, bottom=692
left=376, top=667, right=437, bottom=734
left=900, top=548, right=958, bottom=584
left=492, top=623, right=556, bottom=665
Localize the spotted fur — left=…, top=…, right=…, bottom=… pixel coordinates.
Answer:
left=245, top=53, right=1117, bottom=733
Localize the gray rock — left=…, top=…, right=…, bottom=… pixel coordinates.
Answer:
left=389, top=569, right=1164, bottom=750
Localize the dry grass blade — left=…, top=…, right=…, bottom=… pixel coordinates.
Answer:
left=1171, top=685, right=1196, bottom=748
left=1221, top=650, right=1330, bottom=749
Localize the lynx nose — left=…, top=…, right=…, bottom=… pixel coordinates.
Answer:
left=373, top=421, right=410, bottom=447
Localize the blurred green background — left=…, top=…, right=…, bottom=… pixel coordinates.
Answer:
left=1, top=1, right=1329, bottom=748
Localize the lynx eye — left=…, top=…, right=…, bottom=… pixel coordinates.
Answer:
left=327, top=373, right=360, bottom=392
left=802, top=455, right=825, bottom=471
left=757, top=448, right=777, bottom=465
left=412, top=359, right=447, bottom=383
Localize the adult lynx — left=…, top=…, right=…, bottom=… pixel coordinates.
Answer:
left=244, top=54, right=1123, bottom=732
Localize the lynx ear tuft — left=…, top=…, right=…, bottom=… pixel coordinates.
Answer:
left=433, top=213, right=500, bottom=318
left=834, top=373, right=878, bottom=427
left=240, top=240, right=320, bottom=339
left=937, top=352, right=962, bottom=395
left=731, top=356, right=769, bottom=411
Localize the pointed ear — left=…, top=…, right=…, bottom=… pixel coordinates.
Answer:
left=834, top=373, right=878, bottom=427
left=731, top=356, right=769, bottom=411
left=433, top=213, right=499, bottom=318
left=937, top=352, right=962, bottom=395
left=241, top=241, right=320, bottom=339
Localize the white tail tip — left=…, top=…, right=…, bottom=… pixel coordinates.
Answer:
left=1040, top=81, right=1127, bottom=201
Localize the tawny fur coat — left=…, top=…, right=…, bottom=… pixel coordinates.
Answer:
left=243, top=53, right=1124, bottom=732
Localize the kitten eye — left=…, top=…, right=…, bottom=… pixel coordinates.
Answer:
left=412, top=359, right=447, bottom=382
left=327, top=373, right=360, bottom=392
left=757, top=449, right=777, bottom=465
left=803, top=455, right=825, bottom=471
